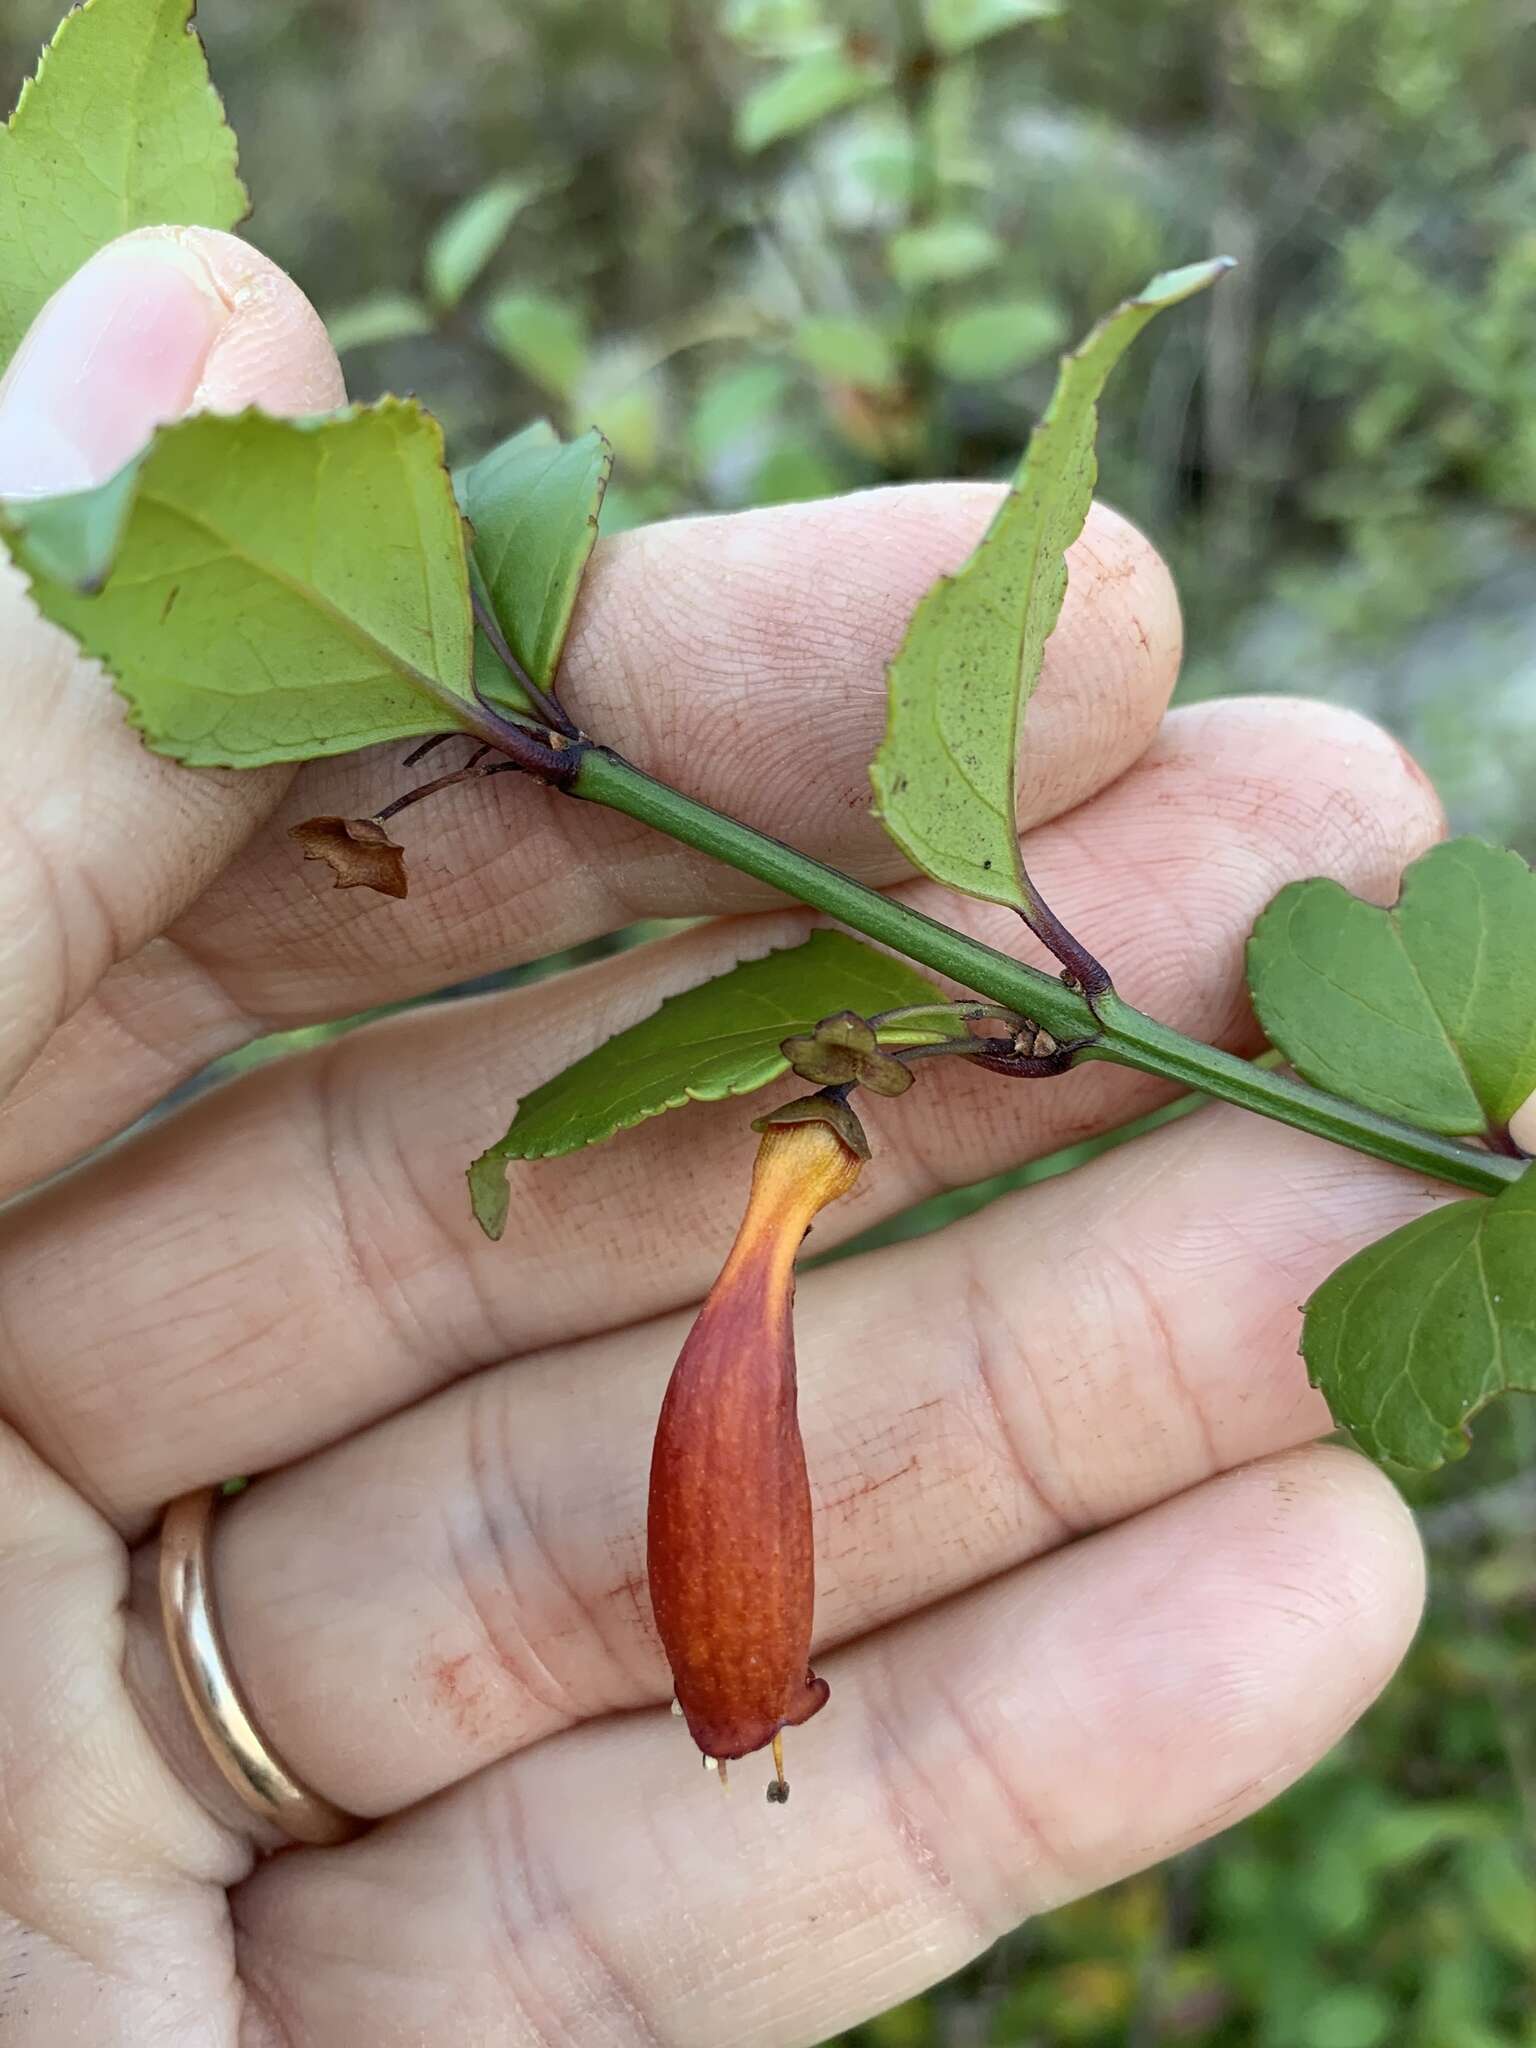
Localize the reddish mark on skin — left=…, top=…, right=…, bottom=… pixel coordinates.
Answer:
left=420, top=1650, right=499, bottom=1745
left=604, top=1567, right=650, bottom=1620
left=820, top=1455, right=920, bottom=1516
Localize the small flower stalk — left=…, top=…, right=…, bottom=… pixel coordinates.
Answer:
left=647, top=1096, right=866, bottom=1801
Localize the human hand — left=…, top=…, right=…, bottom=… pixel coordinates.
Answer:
left=0, top=233, right=1439, bottom=2046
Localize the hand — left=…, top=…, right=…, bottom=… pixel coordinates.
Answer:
left=0, top=234, right=1438, bottom=2047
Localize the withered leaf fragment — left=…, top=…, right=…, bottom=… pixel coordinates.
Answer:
left=290, top=816, right=409, bottom=899
left=648, top=1114, right=863, bottom=1791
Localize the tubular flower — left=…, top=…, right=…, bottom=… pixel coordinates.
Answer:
left=647, top=1109, right=863, bottom=1798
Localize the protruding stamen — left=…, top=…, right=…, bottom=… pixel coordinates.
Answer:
left=767, top=1732, right=790, bottom=1804
left=670, top=1697, right=683, bottom=1717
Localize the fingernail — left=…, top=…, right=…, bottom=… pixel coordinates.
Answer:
left=0, top=236, right=230, bottom=498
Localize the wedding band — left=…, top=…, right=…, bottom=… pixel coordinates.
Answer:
left=158, top=1487, right=365, bottom=1847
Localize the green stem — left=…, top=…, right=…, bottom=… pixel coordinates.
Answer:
left=1084, top=999, right=1520, bottom=1195
left=572, top=747, right=1523, bottom=1200
left=576, top=747, right=1094, bottom=1039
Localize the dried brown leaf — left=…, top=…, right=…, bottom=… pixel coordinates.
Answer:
left=290, top=816, right=409, bottom=899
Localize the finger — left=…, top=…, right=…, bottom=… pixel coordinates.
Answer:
left=123, top=1106, right=1439, bottom=1820
left=0, top=1414, right=251, bottom=2039
left=229, top=1447, right=1423, bottom=2048
left=0, top=487, right=1180, bottom=1187
left=0, top=695, right=1443, bottom=1522
left=0, top=228, right=345, bottom=1102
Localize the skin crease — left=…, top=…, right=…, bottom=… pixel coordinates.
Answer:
left=0, top=233, right=1448, bottom=2046
left=647, top=1119, right=859, bottom=1771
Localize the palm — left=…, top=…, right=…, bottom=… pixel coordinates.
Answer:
left=1, top=235, right=1430, bottom=2047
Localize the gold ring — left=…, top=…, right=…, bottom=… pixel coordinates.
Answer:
left=158, top=1488, right=364, bottom=1847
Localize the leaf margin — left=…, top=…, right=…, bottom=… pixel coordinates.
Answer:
left=869, top=257, right=1232, bottom=915
left=467, top=929, right=959, bottom=1238
left=1301, top=1166, right=1536, bottom=1470
left=0, top=397, right=480, bottom=767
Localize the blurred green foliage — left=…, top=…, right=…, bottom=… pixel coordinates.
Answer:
left=5, top=0, right=1532, bottom=847
left=3, top=0, right=1532, bottom=2040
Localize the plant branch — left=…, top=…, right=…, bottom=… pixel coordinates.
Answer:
left=569, top=745, right=1525, bottom=1199
left=469, top=587, right=581, bottom=740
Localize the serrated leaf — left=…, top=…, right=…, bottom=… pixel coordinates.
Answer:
left=327, top=292, right=435, bottom=354
left=1248, top=839, right=1536, bottom=1139
left=484, top=289, right=589, bottom=399
left=426, top=176, right=538, bottom=313
left=0, top=0, right=247, bottom=367
left=887, top=220, right=1003, bottom=292
left=870, top=259, right=1231, bottom=912
left=1302, top=1168, right=1536, bottom=1468
left=923, top=0, right=1062, bottom=55
left=932, top=297, right=1067, bottom=381
left=0, top=401, right=477, bottom=766
left=458, top=421, right=611, bottom=718
left=735, top=49, right=890, bottom=153
left=468, top=931, right=953, bottom=1236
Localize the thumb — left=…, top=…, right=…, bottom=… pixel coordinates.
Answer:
left=0, top=229, right=345, bottom=1102
left=0, top=226, right=344, bottom=495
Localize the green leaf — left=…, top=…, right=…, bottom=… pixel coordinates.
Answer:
left=459, top=421, right=611, bottom=717
left=870, top=258, right=1230, bottom=911
left=931, top=297, right=1067, bottom=380
left=751, top=438, right=845, bottom=506
left=425, top=176, right=538, bottom=313
left=578, top=362, right=665, bottom=474
left=1, top=454, right=144, bottom=590
left=468, top=930, right=952, bottom=1235
left=923, top=0, right=1062, bottom=55
left=794, top=315, right=900, bottom=391
left=0, top=401, right=476, bottom=766
left=718, top=0, right=828, bottom=58
left=484, top=289, right=589, bottom=399
left=0, top=0, right=247, bottom=367
left=887, top=220, right=1004, bottom=292
left=735, top=49, right=890, bottom=153
left=327, top=292, right=435, bottom=354
left=689, top=360, right=793, bottom=467
left=1302, top=1168, right=1536, bottom=1469
left=1247, top=839, right=1536, bottom=1138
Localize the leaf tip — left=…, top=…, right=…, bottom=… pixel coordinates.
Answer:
left=467, top=1150, right=511, bottom=1240
left=1133, top=255, right=1237, bottom=310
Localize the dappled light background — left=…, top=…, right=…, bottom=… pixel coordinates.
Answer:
left=3, top=3, right=1533, bottom=2043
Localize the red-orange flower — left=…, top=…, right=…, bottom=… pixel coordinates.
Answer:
left=647, top=1111, right=863, bottom=1797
